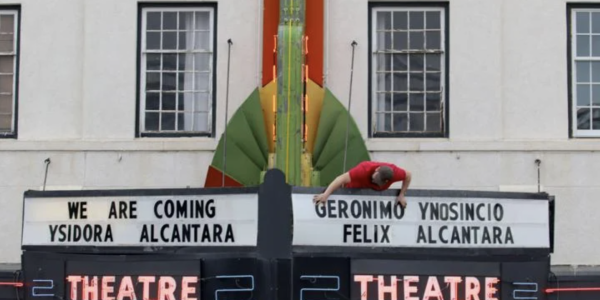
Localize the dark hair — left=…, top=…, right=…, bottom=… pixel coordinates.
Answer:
left=377, top=166, right=394, bottom=181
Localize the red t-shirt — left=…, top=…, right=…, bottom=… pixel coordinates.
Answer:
left=346, top=161, right=406, bottom=191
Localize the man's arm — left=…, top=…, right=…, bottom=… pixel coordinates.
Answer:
left=313, top=172, right=351, bottom=204
left=397, top=170, right=411, bottom=208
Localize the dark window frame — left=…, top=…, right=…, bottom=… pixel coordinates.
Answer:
left=567, top=3, right=600, bottom=138
left=135, top=2, right=218, bottom=138
left=0, top=5, right=21, bottom=139
left=367, top=1, right=449, bottom=138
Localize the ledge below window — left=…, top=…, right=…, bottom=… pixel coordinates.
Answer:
left=0, top=139, right=218, bottom=152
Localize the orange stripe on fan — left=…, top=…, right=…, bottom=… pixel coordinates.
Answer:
left=305, top=0, right=323, bottom=87
left=262, top=0, right=279, bottom=86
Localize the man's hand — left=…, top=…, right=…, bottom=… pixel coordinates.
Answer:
left=397, top=194, right=407, bottom=208
left=313, top=193, right=329, bottom=205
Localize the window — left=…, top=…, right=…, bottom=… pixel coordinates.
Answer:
left=138, top=5, right=215, bottom=137
left=570, top=7, right=600, bottom=137
left=369, top=4, right=447, bottom=137
left=0, top=9, right=18, bottom=138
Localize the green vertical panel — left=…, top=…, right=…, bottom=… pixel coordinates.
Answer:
left=275, top=0, right=304, bottom=186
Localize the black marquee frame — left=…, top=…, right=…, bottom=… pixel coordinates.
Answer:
left=18, top=169, right=555, bottom=300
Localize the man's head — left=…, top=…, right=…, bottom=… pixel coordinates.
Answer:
left=372, top=166, right=394, bottom=186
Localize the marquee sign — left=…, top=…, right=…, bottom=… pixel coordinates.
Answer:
left=22, top=193, right=259, bottom=247
left=292, top=193, right=550, bottom=248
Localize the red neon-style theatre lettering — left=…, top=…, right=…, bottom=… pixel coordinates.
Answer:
left=66, top=275, right=199, bottom=300
left=353, top=275, right=500, bottom=300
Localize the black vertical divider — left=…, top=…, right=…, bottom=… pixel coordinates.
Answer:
left=257, top=169, right=293, bottom=300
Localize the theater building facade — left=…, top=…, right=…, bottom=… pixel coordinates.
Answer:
left=0, top=0, right=599, bottom=299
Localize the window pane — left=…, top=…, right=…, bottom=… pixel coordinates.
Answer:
left=194, top=53, right=211, bottom=71
left=147, top=12, right=161, bottom=30
left=177, top=72, right=186, bottom=90
left=178, top=93, right=185, bottom=110
left=393, top=73, right=407, bottom=92
left=577, top=84, right=591, bottom=106
left=179, top=92, right=194, bottom=111
left=593, top=61, right=600, bottom=82
left=179, top=12, right=193, bottom=30
left=376, top=113, right=391, bottom=132
left=392, top=32, right=407, bottom=51
left=146, top=72, right=160, bottom=91
left=145, top=112, right=159, bottom=131
left=425, top=93, right=441, bottom=111
left=377, top=31, right=391, bottom=51
left=593, top=108, right=600, bottom=129
left=392, top=12, right=407, bottom=30
left=177, top=112, right=185, bottom=130
left=163, top=12, right=177, bottom=30
left=375, top=54, right=391, bottom=71
left=425, top=11, right=441, bottom=29
left=162, top=72, right=176, bottom=91
left=0, top=33, right=14, bottom=52
left=577, top=108, right=591, bottom=129
left=376, top=12, right=391, bottom=30
left=577, top=12, right=590, bottom=34
left=592, top=12, right=600, bottom=33
left=195, top=73, right=210, bottom=91
left=178, top=53, right=190, bottom=70
left=577, top=61, right=591, bottom=82
left=409, top=72, right=424, bottom=91
left=376, top=92, right=391, bottom=111
left=577, top=35, right=591, bottom=57
left=195, top=92, right=210, bottom=112
left=195, top=31, right=211, bottom=50
left=425, top=54, right=441, bottom=71
left=146, top=92, right=160, bottom=110
left=0, top=56, right=13, bottom=74
left=409, top=112, right=425, bottom=131
left=192, top=112, right=209, bottom=132
left=410, top=54, right=424, bottom=70
left=146, top=32, right=160, bottom=50
left=0, top=74, right=13, bottom=93
left=195, top=12, right=211, bottom=30
left=0, top=114, right=11, bottom=131
left=162, top=92, right=176, bottom=110
left=162, top=31, right=177, bottom=50
left=146, top=54, right=160, bottom=71
left=409, top=11, right=424, bottom=29
left=393, top=93, right=408, bottom=111
left=392, top=54, right=408, bottom=71
left=162, top=53, right=177, bottom=71
left=409, top=93, right=424, bottom=112
left=593, top=84, right=600, bottom=105
left=592, top=35, right=600, bottom=56
left=178, top=32, right=187, bottom=50
left=426, top=72, right=441, bottom=91
left=182, top=112, right=194, bottom=131
left=426, top=112, right=442, bottom=132
left=162, top=113, right=176, bottom=130
left=409, top=31, right=424, bottom=50
left=376, top=72, right=391, bottom=91
left=425, top=31, right=441, bottom=49
left=0, top=94, right=11, bottom=114
left=0, top=15, right=14, bottom=33
left=393, top=113, right=408, bottom=131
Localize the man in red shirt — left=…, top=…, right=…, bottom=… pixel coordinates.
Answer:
left=313, top=161, right=412, bottom=208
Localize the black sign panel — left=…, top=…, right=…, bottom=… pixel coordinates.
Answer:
left=22, top=252, right=262, bottom=300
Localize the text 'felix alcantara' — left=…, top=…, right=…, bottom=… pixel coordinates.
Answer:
left=416, top=202, right=514, bottom=245
left=314, top=199, right=405, bottom=244
left=48, top=199, right=236, bottom=244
